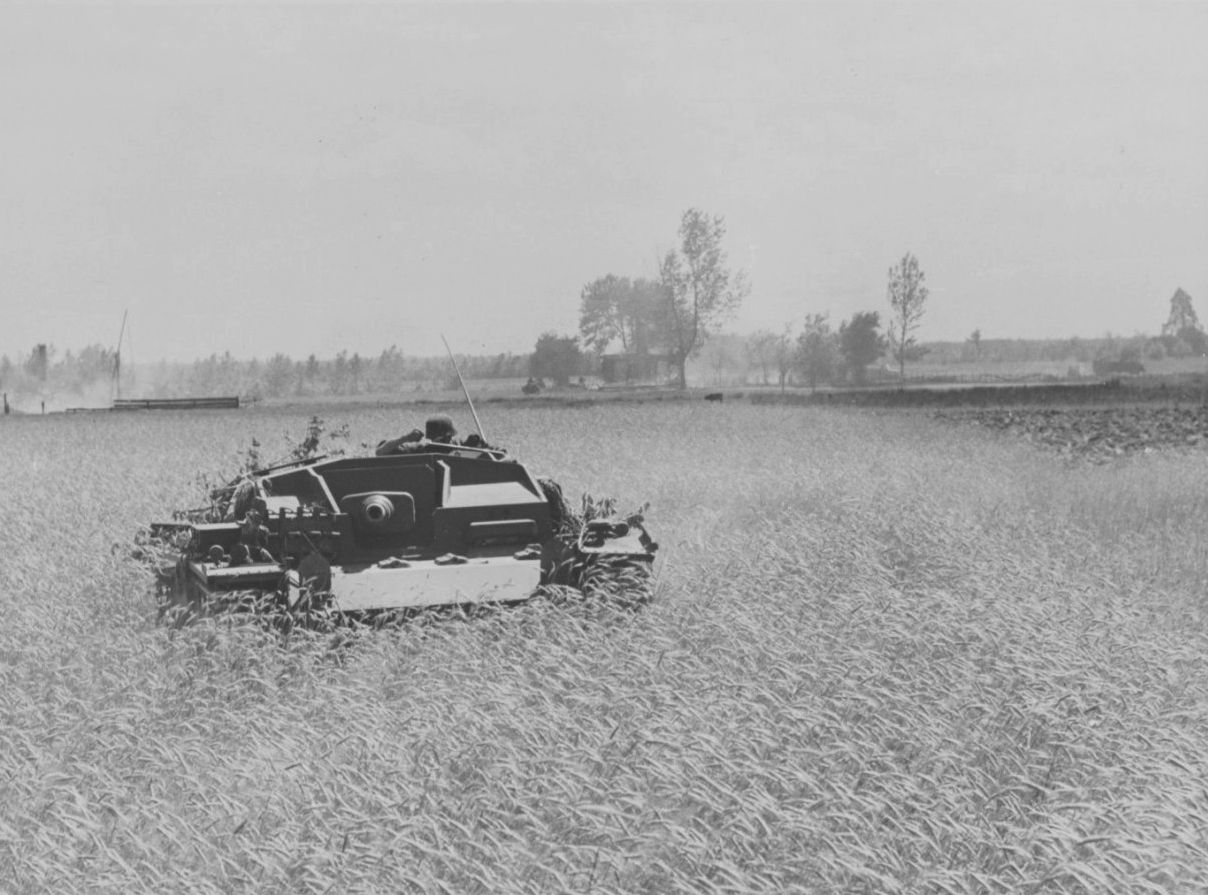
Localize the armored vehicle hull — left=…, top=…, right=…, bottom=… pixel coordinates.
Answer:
left=150, top=446, right=655, bottom=620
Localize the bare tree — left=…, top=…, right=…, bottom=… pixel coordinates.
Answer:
left=659, top=209, right=749, bottom=389
left=886, top=252, right=929, bottom=382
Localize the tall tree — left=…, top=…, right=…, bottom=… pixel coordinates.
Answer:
left=1161, top=288, right=1206, bottom=355
left=886, top=252, right=929, bottom=381
left=530, top=332, right=583, bottom=386
left=1162, top=288, right=1200, bottom=336
left=578, top=275, right=662, bottom=356
left=838, top=312, right=886, bottom=385
left=796, top=313, right=838, bottom=391
left=658, top=209, right=749, bottom=389
left=24, top=344, right=50, bottom=383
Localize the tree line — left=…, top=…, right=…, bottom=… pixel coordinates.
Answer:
left=532, top=207, right=932, bottom=390
left=0, top=344, right=532, bottom=406
left=5, top=203, right=1200, bottom=405
left=544, top=207, right=1205, bottom=389
left=147, top=348, right=532, bottom=400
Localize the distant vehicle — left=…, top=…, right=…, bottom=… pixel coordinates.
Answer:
left=148, top=445, right=656, bottom=622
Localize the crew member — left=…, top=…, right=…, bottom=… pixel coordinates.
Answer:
left=229, top=509, right=275, bottom=565
left=375, top=414, right=503, bottom=455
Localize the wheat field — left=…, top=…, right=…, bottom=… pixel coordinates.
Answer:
left=2, top=402, right=1207, bottom=893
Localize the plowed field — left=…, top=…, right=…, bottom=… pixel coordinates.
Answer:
left=938, top=404, right=1208, bottom=460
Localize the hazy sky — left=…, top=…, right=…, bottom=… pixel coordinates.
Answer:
left=2, top=2, right=1205, bottom=363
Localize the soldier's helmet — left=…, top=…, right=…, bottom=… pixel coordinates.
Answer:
left=425, top=414, right=457, bottom=442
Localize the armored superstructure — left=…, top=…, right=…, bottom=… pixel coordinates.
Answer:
left=151, top=443, right=655, bottom=620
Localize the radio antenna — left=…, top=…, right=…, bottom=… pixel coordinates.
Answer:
left=441, top=334, right=486, bottom=442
